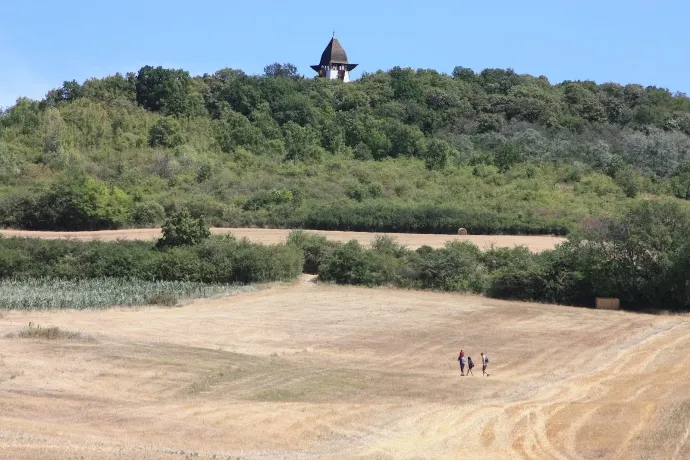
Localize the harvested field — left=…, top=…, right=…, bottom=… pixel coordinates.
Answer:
left=1, top=278, right=688, bottom=459
left=0, top=228, right=565, bottom=252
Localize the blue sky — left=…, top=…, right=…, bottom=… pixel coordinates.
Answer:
left=1, top=0, right=689, bottom=108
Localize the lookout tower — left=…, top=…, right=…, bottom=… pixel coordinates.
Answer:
left=311, top=35, right=358, bottom=82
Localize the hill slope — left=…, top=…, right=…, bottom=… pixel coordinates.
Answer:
left=2, top=65, right=690, bottom=233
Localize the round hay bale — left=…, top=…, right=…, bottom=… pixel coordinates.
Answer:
left=457, top=227, right=468, bottom=235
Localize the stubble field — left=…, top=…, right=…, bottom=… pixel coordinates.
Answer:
left=0, top=228, right=565, bottom=252
left=1, top=277, right=688, bottom=459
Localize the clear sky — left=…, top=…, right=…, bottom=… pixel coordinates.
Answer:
left=1, top=0, right=689, bottom=108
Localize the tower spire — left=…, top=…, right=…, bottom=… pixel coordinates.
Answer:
left=310, top=35, right=358, bottom=82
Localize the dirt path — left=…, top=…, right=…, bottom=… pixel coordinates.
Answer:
left=0, top=228, right=565, bottom=252
left=1, top=282, right=687, bottom=459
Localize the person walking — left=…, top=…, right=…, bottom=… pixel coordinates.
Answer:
left=481, top=352, right=490, bottom=377
left=458, top=349, right=466, bottom=376
left=467, top=356, right=474, bottom=376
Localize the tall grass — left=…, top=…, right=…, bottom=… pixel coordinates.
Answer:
left=0, top=278, right=253, bottom=310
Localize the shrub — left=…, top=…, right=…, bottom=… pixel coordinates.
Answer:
left=415, top=242, right=487, bottom=292
left=131, top=201, right=166, bottom=227
left=286, top=230, right=332, bottom=274
left=613, top=165, right=641, bottom=197
left=153, top=247, right=204, bottom=281
left=24, top=173, right=132, bottom=230
left=195, top=236, right=237, bottom=283
left=423, top=138, right=451, bottom=170
left=370, top=235, right=407, bottom=257
left=9, top=324, right=92, bottom=341
left=483, top=246, right=528, bottom=270
left=157, top=209, right=211, bottom=248
left=488, top=267, right=546, bottom=301
left=243, top=188, right=295, bottom=211
left=223, top=240, right=304, bottom=284
left=146, top=293, right=179, bottom=306
left=149, top=117, right=185, bottom=148
left=318, top=240, right=376, bottom=285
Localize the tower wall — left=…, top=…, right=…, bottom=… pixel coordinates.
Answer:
left=326, top=65, right=351, bottom=82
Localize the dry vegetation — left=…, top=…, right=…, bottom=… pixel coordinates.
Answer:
left=0, top=227, right=565, bottom=252
left=6, top=324, right=94, bottom=342
left=0, top=279, right=688, bottom=459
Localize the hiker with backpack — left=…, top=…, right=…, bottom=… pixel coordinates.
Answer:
left=481, top=352, right=490, bottom=377
left=457, top=349, right=466, bottom=376
left=467, top=356, right=474, bottom=376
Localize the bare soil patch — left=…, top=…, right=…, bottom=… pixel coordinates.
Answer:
left=0, top=228, right=565, bottom=252
left=1, top=282, right=687, bottom=459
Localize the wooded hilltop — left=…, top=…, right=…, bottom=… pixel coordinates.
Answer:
left=2, top=63, right=690, bottom=233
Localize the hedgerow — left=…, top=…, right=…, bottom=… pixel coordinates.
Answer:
left=0, top=236, right=303, bottom=285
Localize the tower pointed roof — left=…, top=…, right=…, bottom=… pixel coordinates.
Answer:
left=320, top=37, right=349, bottom=65
left=311, top=36, right=358, bottom=73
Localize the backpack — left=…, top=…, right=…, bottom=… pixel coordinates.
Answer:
left=485, top=356, right=489, bottom=364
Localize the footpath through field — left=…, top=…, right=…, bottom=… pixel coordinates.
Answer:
left=0, top=228, right=565, bottom=252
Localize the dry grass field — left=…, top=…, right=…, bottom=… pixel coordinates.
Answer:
left=1, top=277, right=689, bottom=459
left=0, top=228, right=565, bottom=252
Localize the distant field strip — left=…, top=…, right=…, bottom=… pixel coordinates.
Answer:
left=0, top=278, right=254, bottom=310
left=0, top=228, right=565, bottom=252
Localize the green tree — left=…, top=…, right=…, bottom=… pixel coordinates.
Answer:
left=283, top=122, right=324, bottom=162
left=263, top=63, right=300, bottom=79
left=0, top=141, right=21, bottom=179
left=575, top=199, right=690, bottom=309
left=135, top=66, right=192, bottom=115
left=494, top=142, right=523, bottom=172
left=476, top=114, right=503, bottom=134
left=424, top=138, right=451, bottom=170
left=149, top=118, right=185, bottom=148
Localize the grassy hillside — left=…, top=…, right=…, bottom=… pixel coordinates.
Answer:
left=2, top=64, right=690, bottom=233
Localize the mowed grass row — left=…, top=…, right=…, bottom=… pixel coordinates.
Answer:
left=0, top=278, right=254, bottom=310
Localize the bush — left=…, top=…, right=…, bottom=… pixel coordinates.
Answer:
left=415, top=241, right=487, bottom=292
left=243, top=188, right=295, bottom=211
left=21, top=174, right=132, bottom=231
left=488, top=267, right=546, bottom=301
left=153, top=247, right=204, bottom=281
left=131, top=201, right=165, bottom=227
left=482, top=246, right=536, bottom=272
left=146, top=293, right=179, bottom=306
left=149, top=117, right=185, bottom=148
left=318, top=241, right=376, bottom=285
left=223, top=240, right=304, bottom=284
left=157, top=209, right=211, bottom=248
left=10, top=325, right=91, bottom=341
left=423, top=138, right=451, bottom=170
left=286, top=230, right=332, bottom=274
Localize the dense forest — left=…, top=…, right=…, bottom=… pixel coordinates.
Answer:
left=2, top=63, right=690, bottom=233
